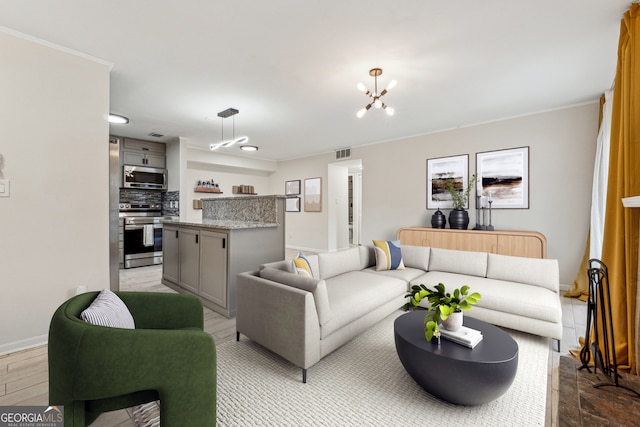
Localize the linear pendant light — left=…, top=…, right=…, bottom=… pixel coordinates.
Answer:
left=209, top=108, right=250, bottom=151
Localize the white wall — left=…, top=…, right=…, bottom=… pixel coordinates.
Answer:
left=270, top=153, right=334, bottom=252
left=270, top=104, right=599, bottom=284
left=0, top=30, right=111, bottom=353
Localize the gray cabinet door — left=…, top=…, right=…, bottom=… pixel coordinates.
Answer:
left=199, top=230, right=228, bottom=307
left=162, top=225, right=180, bottom=284
left=145, top=153, right=166, bottom=168
left=179, top=228, right=200, bottom=293
left=122, top=150, right=146, bottom=166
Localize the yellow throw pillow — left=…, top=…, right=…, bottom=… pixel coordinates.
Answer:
left=372, top=240, right=405, bottom=271
left=294, top=252, right=313, bottom=277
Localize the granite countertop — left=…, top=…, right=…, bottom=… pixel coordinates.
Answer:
left=162, top=218, right=279, bottom=230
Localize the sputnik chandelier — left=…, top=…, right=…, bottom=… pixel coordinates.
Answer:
left=356, top=68, right=396, bottom=118
left=209, top=108, right=250, bottom=150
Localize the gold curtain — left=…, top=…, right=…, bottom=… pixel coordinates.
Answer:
left=600, top=4, right=640, bottom=374
left=565, top=95, right=607, bottom=301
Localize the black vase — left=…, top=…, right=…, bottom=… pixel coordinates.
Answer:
left=431, top=209, right=446, bottom=229
left=448, top=209, right=469, bottom=230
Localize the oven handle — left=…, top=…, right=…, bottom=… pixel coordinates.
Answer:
left=125, top=224, right=164, bottom=230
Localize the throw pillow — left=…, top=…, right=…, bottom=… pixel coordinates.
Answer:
left=372, top=240, right=405, bottom=271
left=293, top=252, right=314, bottom=277
left=81, top=289, right=135, bottom=329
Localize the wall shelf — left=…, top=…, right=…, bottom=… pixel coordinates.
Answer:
left=195, top=187, right=223, bottom=194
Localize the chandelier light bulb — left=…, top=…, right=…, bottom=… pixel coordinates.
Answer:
left=385, top=106, right=395, bottom=116
left=386, top=80, right=397, bottom=91
left=357, top=82, right=367, bottom=92
left=357, top=107, right=367, bottom=118
left=374, top=98, right=382, bottom=109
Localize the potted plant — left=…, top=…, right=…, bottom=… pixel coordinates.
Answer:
left=444, top=173, right=477, bottom=229
left=404, top=283, right=481, bottom=341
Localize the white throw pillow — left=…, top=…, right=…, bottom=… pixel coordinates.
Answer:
left=80, top=289, right=135, bottom=329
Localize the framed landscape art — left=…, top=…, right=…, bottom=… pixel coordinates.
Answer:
left=476, top=146, right=529, bottom=209
left=426, top=154, right=469, bottom=209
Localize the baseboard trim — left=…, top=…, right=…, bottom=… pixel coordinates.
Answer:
left=0, top=334, right=48, bottom=356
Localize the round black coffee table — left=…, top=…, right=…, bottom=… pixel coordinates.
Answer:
left=394, top=311, right=518, bottom=406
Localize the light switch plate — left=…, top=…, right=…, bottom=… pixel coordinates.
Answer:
left=0, top=180, right=10, bottom=197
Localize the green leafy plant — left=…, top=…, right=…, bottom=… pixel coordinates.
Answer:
left=443, top=173, right=477, bottom=210
left=404, top=283, right=481, bottom=341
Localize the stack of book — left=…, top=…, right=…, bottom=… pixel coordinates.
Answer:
left=439, top=326, right=483, bottom=348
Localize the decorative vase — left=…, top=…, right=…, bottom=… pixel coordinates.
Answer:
left=431, top=209, right=446, bottom=229
left=448, top=208, right=469, bottom=230
left=441, top=310, right=463, bottom=332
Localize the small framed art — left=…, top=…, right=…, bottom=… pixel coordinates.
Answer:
left=304, top=177, right=322, bottom=212
left=285, top=180, right=301, bottom=196
left=286, top=197, right=301, bottom=212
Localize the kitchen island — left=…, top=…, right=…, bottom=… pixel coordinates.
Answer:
left=162, top=195, right=286, bottom=317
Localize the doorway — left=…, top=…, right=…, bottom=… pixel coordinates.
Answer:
left=328, top=159, right=362, bottom=251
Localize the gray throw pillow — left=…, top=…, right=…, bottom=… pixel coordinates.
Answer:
left=80, top=289, right=135, bottom=329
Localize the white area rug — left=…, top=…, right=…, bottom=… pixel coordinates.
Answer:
left=218, top=311, right=548, bottom=426
left=134, top=311, right=549, bottom=426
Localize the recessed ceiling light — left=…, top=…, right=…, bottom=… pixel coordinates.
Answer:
left=109, top=113, right=129, bottom=124
left=240, top=145, right=258, bottom=151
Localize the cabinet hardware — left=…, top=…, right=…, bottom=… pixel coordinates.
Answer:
left=175, top=230, right=178, bottom=238
left=222, top=238, right=226, bottom=249
left=142, top=147, right=149, bottom=151
left=196, top=234, right=199, bottom=244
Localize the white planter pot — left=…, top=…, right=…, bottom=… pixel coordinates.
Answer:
left=441, top=310, right=463, bottom=332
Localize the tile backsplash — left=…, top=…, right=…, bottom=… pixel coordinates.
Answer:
left=162, top=191, right=180, bottom=216
left=119, top=189, right=179, bottom=216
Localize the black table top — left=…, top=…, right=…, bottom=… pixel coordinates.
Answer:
left=394, top=310, right=518, bottom=364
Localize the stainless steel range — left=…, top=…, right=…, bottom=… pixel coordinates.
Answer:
left=119, top=203, right=171, bottom=268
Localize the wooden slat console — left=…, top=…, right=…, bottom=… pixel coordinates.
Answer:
left=397, top=227, right=547, bottom=259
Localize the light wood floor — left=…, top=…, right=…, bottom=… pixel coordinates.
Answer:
left=0, top=263, right=585, bottom=427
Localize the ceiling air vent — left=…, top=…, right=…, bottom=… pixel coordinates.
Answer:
left=335, top=148, right=351, bottom=160
left=148, top=132, right=164, bottom=138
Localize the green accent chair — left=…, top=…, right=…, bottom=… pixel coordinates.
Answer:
left=48, top=291, right=216, bottom=426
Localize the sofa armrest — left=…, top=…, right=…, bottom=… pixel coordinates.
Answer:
left=236, top=271, right=321, bottom=370
left=258, top=267, right=330, bottom=324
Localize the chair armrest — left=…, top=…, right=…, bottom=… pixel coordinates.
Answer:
left=236, top=272, right=321, bottom=369
left=117, top=292, right=204, bottom=330
left=72, top=326, right=215, bottom=401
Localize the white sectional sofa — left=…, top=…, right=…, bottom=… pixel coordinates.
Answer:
left=236, top=244, right=562, bottom=382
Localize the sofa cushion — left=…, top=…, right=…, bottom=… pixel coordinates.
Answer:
left=401, top=245, right=430, bottom=271
left=372, top=240, right=405, bottom=271
left=486, top=253, right=559, bottom=292
left=428, top=248, right=487, bottom=277
left=259, top=267, right=330, bottom=325
left=293, top=252, right=314, bottom=277
left=81, top=289, right=135, bottom=329
left=359, top=246, right=376, bottom=270
left=318, top=247, right=361, bottom=279
left=321, top=271, right=407, bottom=338
left=362, top=266, right=426, bottom=283
left=411, top=271, right=561, bottom=323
